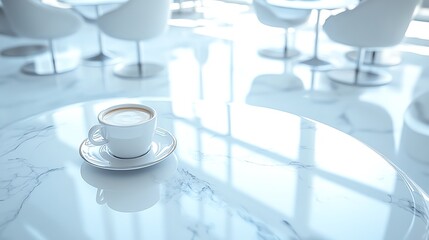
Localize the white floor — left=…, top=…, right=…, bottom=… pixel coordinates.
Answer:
left=1, top=1, right=429, bottom=194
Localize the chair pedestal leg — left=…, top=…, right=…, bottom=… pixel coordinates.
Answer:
left=21, top=39, right=79, bottom=76
left=327, top=69, right=392, bottom=87
left=136, top=41, right=143, bottom=77
left=300, top=9, right=332, bottom=69
left=258, top=28, right=300, bottom=59
left=113, top=41, right=163, bottom=79
left=345, top=49, right=402, bottom=67
left=327, top=48, right=392, bottom=87
left=49, top=39, right=58, bottom=74
left=83, top=5, right=121, bottom=67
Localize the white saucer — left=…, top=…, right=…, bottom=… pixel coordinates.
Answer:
left=80, top=128, right=177, bottom=170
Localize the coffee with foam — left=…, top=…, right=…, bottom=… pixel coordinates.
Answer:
left=102, top=107, right=153, bottom=126
left=88, top=104, right=157, bottom=158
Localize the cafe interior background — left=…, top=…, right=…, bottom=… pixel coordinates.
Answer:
left=1, top=0, right=429, bottom=199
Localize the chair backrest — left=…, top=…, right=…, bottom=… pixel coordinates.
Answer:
left=98, top=0, right=171, bottom=41
left=2, top=0, right=83, bottom=39
left=253, top=0, right=311, bottom=29
left=323, top=0, right=422, bottom=48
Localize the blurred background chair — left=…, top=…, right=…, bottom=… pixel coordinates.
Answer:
left=98, top=0, right=170, bottom=79
left=0, top=6, right=47, bottom=57
left=342, top=0, right=427, bottom=68
left=2, top=0, right=83, bottom=75
left=323, top=0, right=421, bottom=86
left=253, top=0, right=311, bottom=59
left=60, top=1, right=125, bottom=67
left=415, top=0, right=429, bottom=22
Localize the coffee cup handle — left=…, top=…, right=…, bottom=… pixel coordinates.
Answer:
left=88, top=125, right=108, bottom=146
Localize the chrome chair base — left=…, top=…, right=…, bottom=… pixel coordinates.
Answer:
left=345, top=50, right=402, bottom=67
left=300, top=56, right=332, bottom=70
left=258, top=48, right=300, bottom=59
left=327, top=68, right=392, bottom=86
left=83, top=52, right=122, bottom=67
left=1, top=44, right=48, bottom=57
left=113, top=63, right=163, bottom=79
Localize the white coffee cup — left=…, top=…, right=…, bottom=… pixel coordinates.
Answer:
left=88, top=104, right=157, bottom=158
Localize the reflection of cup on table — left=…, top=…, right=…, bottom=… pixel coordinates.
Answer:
left=96, top=182, right=160, bottom=213
left=80, top=154, right=178, bottom=213
left=88, top=104, right=157, bottom=159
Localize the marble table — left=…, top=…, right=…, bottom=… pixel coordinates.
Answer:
left=1, top=98, right=428, bottom=239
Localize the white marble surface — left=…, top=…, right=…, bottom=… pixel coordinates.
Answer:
left=1, top=0, right=429, bottom=237
left=0, top=98, right=428, bottom=239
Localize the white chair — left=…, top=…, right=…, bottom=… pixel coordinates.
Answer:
left=0, top=6, right=47, bottom=57
left=323, top=0, right=421, bottom=86
left=71, top=3, right=124, bottom=67
left=253, top=0, right=311, bottom=59
left=98, top=0, right=170, bottom=79
left=2, top=0, right=83, bottom=75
